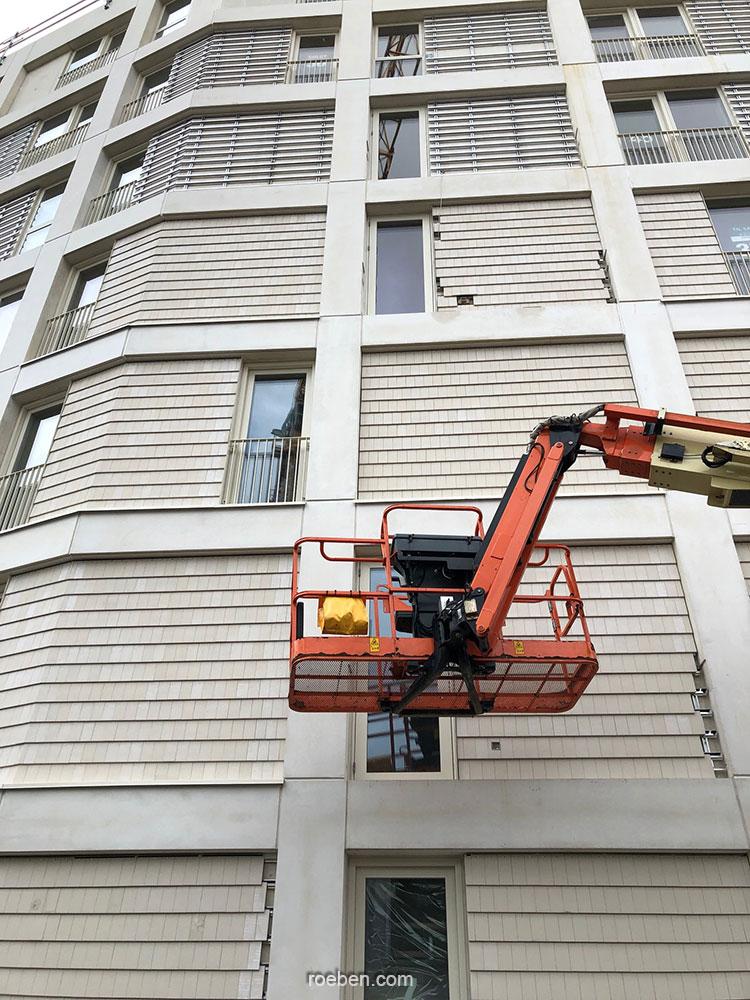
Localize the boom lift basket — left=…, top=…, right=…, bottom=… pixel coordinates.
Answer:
left=289, top=505, right=598, bottom=715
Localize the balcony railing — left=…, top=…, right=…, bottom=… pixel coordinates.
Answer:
left=19, top=122, right=90, bottom=169
left=56, top=45, right=118, bottom=90
left=619, top=127, right=750, bottom=165
left=119, top=85, right=168, bottom=124
left=223, top=436, right=309, bottom=505
left=37, top=301, right=97, bottom=357
left=0, top=464, right=44, bottom=532
left=725, top=251, right=750, bottom=296
left=593, top=33, right=705, bottom=62
left=285, top=58, right=338, bottom=84
left=87, top=179, right=140, bottom=224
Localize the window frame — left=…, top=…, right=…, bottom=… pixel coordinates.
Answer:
left=373, top=23, right=424, bottom=79
left=155, top=0, right=192, bottom=39
left=68, top=257, right=109, bottom=311
left=372, top=108, right=426, bottom=180
left=222, top=364, right=313, bottom=506
left=32, top=100, right=97, bottom=151
left=4, top=398, right=64, bottom=477
left=19, top=184, right=65, bottom=254
left=347, top=858, right=469, bottom=1000
left=0, top=287, right=24, bottom=355
left=65, top=37, right=106, bottom=74
left=351, top=560, right=456, bottom=780
left=368, top=214, right=433, bottom=315
left=610, top=87, right=738, bottom=140
left=587, top=4, right=694, bottom=41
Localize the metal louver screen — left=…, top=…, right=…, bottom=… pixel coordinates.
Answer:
left=165, top=28, right=292, bottom=99
left=685, top=0, right=750, bottom=52
left=428, top=94, right=579, bottom=173
left=0, top=122, right=35, bottom=180
left=138, top=110, right=334, bottom=200
left=0, top=190, right=36, bottom=261
left=726, top=85, right=750, bottom=139
left=433, top=199, right=611, bottom=306
left=424, top=10, right=556, bottom=73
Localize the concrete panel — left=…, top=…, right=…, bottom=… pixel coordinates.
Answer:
left=0, top=784, right=280, bottom=852
left=346, top=779, right=749, bottom=851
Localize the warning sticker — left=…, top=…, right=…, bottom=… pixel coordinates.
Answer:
left=369, top=637, right=381, bottom=653
left=512, top=640, right=525, bottom=655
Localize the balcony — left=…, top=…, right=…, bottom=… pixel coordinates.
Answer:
left=19, top=122, right=90, bottom=170
left=37, top=302, right=96, bottom=357
left=222, top=436, right=309, bottom=505
left=593, top=34, right=705, bottom=62
left=725, top=251, right=750, bottom=296
left=0, top=464, right=44, bottom=532
left=56, top=46, right=118, bottom=90
left=618, top=126, right=750, bottom=165
left=86, top=179, right=140, bottom=224
left=119, top=85, right=168, bottom=124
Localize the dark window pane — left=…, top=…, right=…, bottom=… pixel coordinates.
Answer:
left=377, top=27, right=419, bottom=57
left=376, top=222, right=425, bottom=314
left=247, top=376, right=305, bottom=438
left=637, top=7, right=689, bottom=35
left=667, top=90, right=730, bottom=128
left=366, top=566, right=441, bottom=774
left=708, top=204, right=750, bottom=250
left=69, top=40, right=101, bottom=69
left=587, top=14, right=629, bottom=39
left=379, top=113, right=420, bottom=179
left=364, top=877, right=449, bottom=1000
left=298, top=35, right=335, bottom=59
left=612, top=100, right=660, bottom=133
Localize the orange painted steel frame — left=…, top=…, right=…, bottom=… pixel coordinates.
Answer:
left=289, top=404, right=750, bottom=715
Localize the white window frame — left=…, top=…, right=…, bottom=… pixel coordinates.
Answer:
left=3, top=395, right=65, bottom=477
left=221, top=365, right=313, bottom=506
left=610, top=87, right=739, bottom=153
left=351, top=560, right=456, bottom=780
left=368, top=214, right=434, bottom=315
left=155, top=0, right=192, bottom=40
left=373, top=22, right=424, bottom=78
left=588, top=5, right=694, bottom=40
left=347, top=858, right=469, bottom=1000
left=371, top=107, right=426, bottom=180
left=68, top=256, right=109, bottom=311
left=64, top=37, right=106, bottom=73
left=19, top=185, right=65, bottom=253
left=32, top=100, right=97, bottom=151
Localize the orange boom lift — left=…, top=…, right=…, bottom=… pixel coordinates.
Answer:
left=289, top=403, right=750, bottom=717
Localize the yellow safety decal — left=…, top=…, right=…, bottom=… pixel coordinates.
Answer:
left=512, top=640, right=525, bottom=655
left=369, top=637, right=381, bottom=653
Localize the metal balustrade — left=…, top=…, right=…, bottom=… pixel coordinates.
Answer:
left=37, top=302, right=97, bottom=357
left=119, top=85, right=168, bottom=124
left=0, top=464, right=44, bottom=532
left=618, top=126, right=750, bottom=164
left=19, top=123, right=90, bottom=169
left=592, top=33, right=705, bottom=61
left=223, top=436, right=309, bottom=505
left=285, top=58, right=338, bottom=84
left=725, top=251, right=750, bottom=295
left=87, top=179, right=140, bottom=224
left=56, top=45, right=118, bottom=89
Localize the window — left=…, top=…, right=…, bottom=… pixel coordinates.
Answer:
left=377, top=112, right=421, bottom=179
left=112, top=153, right=144, bottom=190
left=374, top=220, right=426, bottom=314
left=666, top=89, right=730, bottom=128
left=13, top=406, right=62, bottom=472
left=156, top=0, right=191, bottom=38
left=71, top=261, right=107, bottom=310
left=0, top=289, right=23, bottom=354
left=375, top=26, right=421, bottom=78
left=21, top=185, right=64, bottom=252
left=708, top=202, right=750, bottom=295
left=587, top=14, right=630, bottom=40
left=637, top=6, right=690, bottom=36
left=67, top=39, right=102, bottom=73
left=78, top=102, right=97, bottom=128
left=34, top=111, right=71, bottom=148
left=350, top=863, right=467, bottom=1000
left=612, top=98, right=661, bottom=134
left=354, top=566, right=453, bottom=778
left=224, top=372, right=309, bottom=504
left=293, top=35, right=336, bottom=83
left=142, top=66, right=171, bottom=96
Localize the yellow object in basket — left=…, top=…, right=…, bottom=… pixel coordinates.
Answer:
left=318, top=596, right=369, bottom=635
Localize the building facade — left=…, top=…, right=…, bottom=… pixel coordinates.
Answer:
left=0, top=0, right=748, bottom=995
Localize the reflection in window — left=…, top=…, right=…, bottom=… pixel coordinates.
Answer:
left=376, top=26, right=421, bottom=78
left=157, top=0, right=191, bottom=38
left=22, top=186, right=65, bottom=252
left=709, top=202, right=750, bottom=295
left=587, top=14, right=629, bottom=39
left=375, top=221, right=425, bottom=314
left=378, top=112, right=420, bottom=179
left=364, top=877, right=449, bottom=1000
left=238, top=375, right=306, bottom=503
left=637, top=6, right=689, bottom=36
left=366, top=567, right=441, bottom=773
left=67, top=40, right=102, bottom=73
left=72, top=262, right=107, bottom=309
left=34, top=111, right=71, bottom=148
left=667, top=89, right=730, bottom=128
left=14, top=406, right=62, bottom=471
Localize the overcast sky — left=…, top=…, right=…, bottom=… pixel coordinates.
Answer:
left=0, top=1, right=95, bottom=50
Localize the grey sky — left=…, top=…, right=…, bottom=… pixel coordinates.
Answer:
left=0, top=1, right=94, bottom=49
